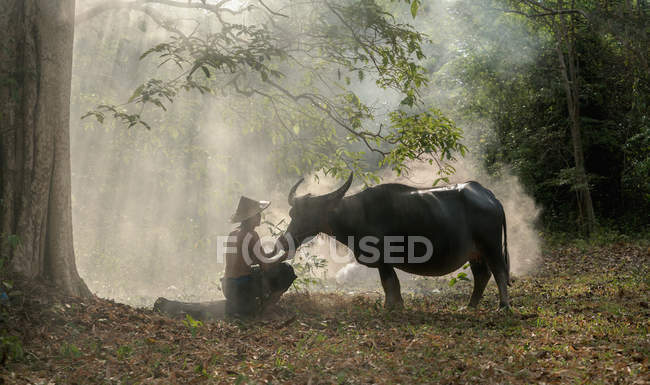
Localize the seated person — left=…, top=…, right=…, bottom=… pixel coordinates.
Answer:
left=222, top=196, right=296, bottom=317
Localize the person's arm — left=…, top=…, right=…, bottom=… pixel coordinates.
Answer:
left=223, top=230, right=239, bottom=277
left=247, top=231, right=278, bottom=263
left=248, top=231, right=289, bottom=268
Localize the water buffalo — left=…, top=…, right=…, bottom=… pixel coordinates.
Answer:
left=277, top=174, right=511, bottom=310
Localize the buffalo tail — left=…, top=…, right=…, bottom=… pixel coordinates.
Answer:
left=502, top=206, right=511, bottom=286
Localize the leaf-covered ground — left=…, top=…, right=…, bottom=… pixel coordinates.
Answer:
left=1, top=243, right=649, bottom=384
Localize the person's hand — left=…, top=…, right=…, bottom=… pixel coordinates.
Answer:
left=261, top=251, right=289, bottom=267
left=270, top=252, right=288, bottom=264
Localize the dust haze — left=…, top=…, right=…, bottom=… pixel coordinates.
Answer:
left=70, top=0, right=541, bottom=306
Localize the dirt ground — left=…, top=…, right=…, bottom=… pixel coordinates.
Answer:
left=1, top=243, right=648, bottom=384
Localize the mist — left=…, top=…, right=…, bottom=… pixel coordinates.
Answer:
left=70, top=0, right=541, bottom=306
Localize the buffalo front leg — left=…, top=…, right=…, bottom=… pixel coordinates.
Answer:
left=378, top=265, right=403, bottom=309
left=468, top=259, right=491, bottom=308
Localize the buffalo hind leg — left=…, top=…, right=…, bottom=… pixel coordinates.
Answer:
left=378, top=265, right=403, bottom=309
left=484, top=247, right=510, bottom=310
left=468, top=259, right=491, bottom=307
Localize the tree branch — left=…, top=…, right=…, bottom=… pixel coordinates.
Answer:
left=258, top=0, right=289, bottom=18
left=75, top=0, right=243, bottom=25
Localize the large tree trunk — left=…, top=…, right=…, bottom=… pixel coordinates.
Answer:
left=0, top=0, right=90, bottom=297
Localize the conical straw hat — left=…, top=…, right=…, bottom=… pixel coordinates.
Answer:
left=230, top=196, right=271, bottom=223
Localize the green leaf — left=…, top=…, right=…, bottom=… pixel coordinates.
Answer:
left=128, top=85, right=144, bottom=103
left=81, top=111, right=104, bottom=123
left=400, top=95, right=414, bottom=106
left=292, top=124, right=300, bottom=135
left=432, top=177, right=449, bottom=186
left=410, top=0, right=420, bottom=18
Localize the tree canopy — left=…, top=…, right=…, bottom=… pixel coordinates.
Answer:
left=80, top=0, right=467, bottom=184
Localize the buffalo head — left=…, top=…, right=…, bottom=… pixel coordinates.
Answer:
left=276, top=173, right=353, bottom=253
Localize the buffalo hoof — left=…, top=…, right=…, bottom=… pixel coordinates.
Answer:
left=496, top=305, right=513, bottom=314
left=384, top=300, right=404, bottom=311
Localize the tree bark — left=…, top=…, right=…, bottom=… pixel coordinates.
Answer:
left=0, top=0, right=90, bottom=297
left=555, top=6, right=597, bottom=236
left=512, top=0, right=603, bottom=236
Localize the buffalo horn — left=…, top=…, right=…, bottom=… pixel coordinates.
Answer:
left=321, top=173, right=353, bottom=202
left=287, top=177, right=304, bottom=206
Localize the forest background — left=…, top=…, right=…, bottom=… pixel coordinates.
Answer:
left=62, top=0, right=649, bottom=305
